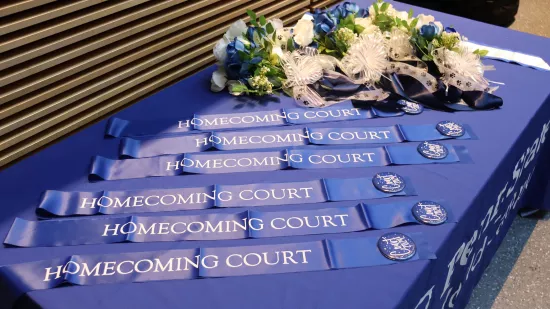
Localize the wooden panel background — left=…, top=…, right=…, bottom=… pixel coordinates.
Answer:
left=0, top=0, right=337, bottom=168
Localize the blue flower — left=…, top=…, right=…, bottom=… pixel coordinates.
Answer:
left=420, top=22, right=440, bottom=40
left=225, top=38, right=250, bottom=80
left=444, top=26, right=457, bottom=33
left=245, top=27, right=259, bottom=48
left=311, top=9, right=338, bottom=35
left=331, top=2, right=362, bottom=19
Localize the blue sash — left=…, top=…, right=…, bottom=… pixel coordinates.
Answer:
left=6, top=201, right=452, bottom=247
left=90, top=145, right=465, bottom=181
left=38, top=176, right=416, bottom=217
left=120, top=124, right=472, bottom=158
left=0, top=233, right=436, bottom=307
left=105, top=102, right=407, bottom=137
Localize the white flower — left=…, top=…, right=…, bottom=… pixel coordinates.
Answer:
left=293, top=19, right=314, bottom=47
left=210, top=67, right=228, bottom=92
left=415, top=14, right=435, bottom=29
left=269, top=18, right=284, bottom=31
left=341, top=33, right=388, bottom=83
left=395, top=10, right=411, bottom=22
left=215, top=19, right=247, bottom=63
left=223, top=19, right=247, bottom=41
left=301, top=13, right=315, bottom=21
left=355, top=17, right=380, bottom=35
left=213, top=37, right=229, bottom=63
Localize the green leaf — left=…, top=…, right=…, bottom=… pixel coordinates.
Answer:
left=250, top=19, right=259, bottom=27
left=408, top=9, right=414, bottom=19
left=473, top=49, right=489, bottom=57
left=410, top=18, right=418, bottom=29
left=373, top=3, right=379, bottom=14
left=380, top=2, right=389, bottom=12
left=266, top=22, right=274, bottom=34
left=259, top=15, right=266, bottom=26
left=237, top=50, right=249, bottom=60
left=286, top=38, right=294, bottom=52
left=246, top=10, right=257, bottom=22
left=377, top=14, right=388, bottom=22
left=354, top=24, right=365, bottom=34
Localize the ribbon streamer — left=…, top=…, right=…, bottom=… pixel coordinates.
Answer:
left=120, top=124, right=472, bottom=158
left=6, top=202, right=453, bottom=247
left=105, top=103, right=406, bottom=138
left=90, top=144, right=466, bottom=181
left=38, top=176, right=416, bottom=217
left=0, top=233, right=436, bottom=307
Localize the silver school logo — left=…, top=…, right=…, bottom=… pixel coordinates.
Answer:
left=380, top=235, right=415, bottom=259
left=376, top=173, right=403, bottom=191
left=438, top=122, right=463, bottom=136
left=404, top=101, right=421, bottom=112
left=417, top=202, right=446, bottom=222
left=421, top=142, right=447, bottom=157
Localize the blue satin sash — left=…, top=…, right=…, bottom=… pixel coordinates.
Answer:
left=105, top=102, right=408, bottom=138
left=6, top=201, right=452, bottom=247
left=90, top=144, right=465, bottom=181
left=0, top=233, right=435, bottom=307
left=120, top=124, right=472, bottom=158
left=38, top=176, right=416, bottom=217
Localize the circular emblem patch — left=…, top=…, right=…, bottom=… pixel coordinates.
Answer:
left=436, top=121, right=465, bottom=137
left=377, top=232, right=417, bottom=261
left=398, top=100, right=424, bottom=115
left=372, top=172, right=406, bottom=193
left=417, top=141, right=448, bottom=160
left=412, top=201, right=448, bottom=225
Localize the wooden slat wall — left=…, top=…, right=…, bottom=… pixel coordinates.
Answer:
left=0, top=0, right=325, bottom=168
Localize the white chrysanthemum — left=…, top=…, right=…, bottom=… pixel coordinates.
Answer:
left=434, top=46, right=488, bottom=90
left=281, top=51, right=324, bottom=88
left=341, top=33, right=389, bottom=84
left=386, top=29, right=415, bottom=60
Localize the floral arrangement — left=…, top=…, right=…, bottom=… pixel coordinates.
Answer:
left=211, top=1, right=502, bottom=110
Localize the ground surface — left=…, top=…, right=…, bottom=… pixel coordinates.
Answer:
left=465, top=2, right=550, bottom=308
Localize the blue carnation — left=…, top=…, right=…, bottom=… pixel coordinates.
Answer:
left=420, top=22, right=440, bottom=40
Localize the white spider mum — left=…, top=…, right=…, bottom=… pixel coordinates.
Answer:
left=280, top=50, right=324, bottom=89
left=386, top=29, right=415, bottom=60
left=434, top=46, right=488, bottom=91
left=341, top=33, right=389, bottom=84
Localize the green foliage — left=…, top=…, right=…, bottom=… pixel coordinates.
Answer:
left=473, top=49, right=489, bottom=57
left=236, top=10, right=287, bottom=96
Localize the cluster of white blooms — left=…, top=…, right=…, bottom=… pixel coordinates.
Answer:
left=249, top=67, right=273, bottom=94
left=335, top=28, right=357, bottom=46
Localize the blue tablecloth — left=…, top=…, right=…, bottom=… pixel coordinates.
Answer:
left=1, top=1, right=549, bottom=308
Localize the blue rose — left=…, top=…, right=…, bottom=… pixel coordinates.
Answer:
left=420, top=22, right=440, bottom=40
left=444, top=26, right=457, bottom=33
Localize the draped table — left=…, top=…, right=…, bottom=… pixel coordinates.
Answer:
left=1, top=1, right=549, bottom=308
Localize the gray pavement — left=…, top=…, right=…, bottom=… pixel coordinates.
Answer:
left=465, top=1, right=550, bottom=308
